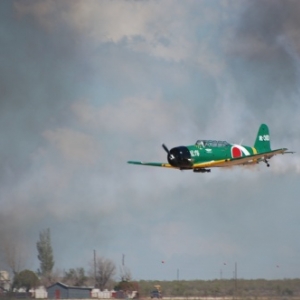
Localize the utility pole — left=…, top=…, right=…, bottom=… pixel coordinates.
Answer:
left=121, top=254, right=125, bottom=281
left=94, top=250, right=97, bottom=287
left=234, top=262, right=237, bottom=296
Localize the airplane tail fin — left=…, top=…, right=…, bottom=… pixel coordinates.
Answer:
left=254, top=124, right=271, bottom=153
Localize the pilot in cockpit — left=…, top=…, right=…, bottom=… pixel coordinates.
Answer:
left=197, top=140, right=206, bottom=148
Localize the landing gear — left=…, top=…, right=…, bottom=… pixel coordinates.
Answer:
left=264, top=159, right=270, bottom=167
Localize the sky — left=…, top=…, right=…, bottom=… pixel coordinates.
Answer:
left=0, top=0, right=300, bottom=281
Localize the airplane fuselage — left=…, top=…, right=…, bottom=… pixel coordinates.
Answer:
left=168, top=140, right=258, bottom=169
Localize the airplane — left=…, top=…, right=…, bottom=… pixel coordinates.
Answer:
left=127, top=124, right=293, bottom=173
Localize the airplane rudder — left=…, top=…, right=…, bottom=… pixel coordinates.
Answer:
left=254, top=123, right=271, bottom=153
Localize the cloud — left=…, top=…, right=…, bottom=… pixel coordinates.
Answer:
left=71, top=97, right=190, bottom=139
left=14, top=0, right=190, bottom=60
left=43, top=127, right=101, bottom=165
left=228, top=0, right=300, bottom=59
left=13, top=0, right=231, bottom=77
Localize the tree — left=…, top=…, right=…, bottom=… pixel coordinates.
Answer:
left=94, top=257, right=116, bottom=290
left=0, top=222, right=27, bottom=276
left=1, top=238, right=25, bottom=276
left=13, top=269, right=40, bottom=292
left=120, top=265, right=132, bottom=282
left=63, top=268, right=87, bottom=286
left=36, top=228, right=54, bottom=279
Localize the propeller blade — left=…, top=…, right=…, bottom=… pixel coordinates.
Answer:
left=162, top=144, right=169, bottom=154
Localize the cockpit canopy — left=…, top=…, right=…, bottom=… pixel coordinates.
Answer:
left=195, top=140, right=230, bottom=148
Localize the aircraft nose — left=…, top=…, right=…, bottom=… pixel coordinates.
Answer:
left=167, top=146, right=193, bottom=168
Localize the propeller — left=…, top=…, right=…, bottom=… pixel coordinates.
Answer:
left=162, top=144, right=176, bottom=162
left=162, top=144, right=169, bottom=154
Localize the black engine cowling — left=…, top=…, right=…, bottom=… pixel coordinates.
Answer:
left=167, top=146, right=193, bottom=169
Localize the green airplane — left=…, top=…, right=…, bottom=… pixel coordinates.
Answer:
left=128, top=124, right=293, bottom=173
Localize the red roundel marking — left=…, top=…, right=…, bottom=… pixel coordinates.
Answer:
left=232, top=146, right=242, bottom=158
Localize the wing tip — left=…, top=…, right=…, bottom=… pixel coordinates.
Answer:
left=127, top=161, right=142, bottom=165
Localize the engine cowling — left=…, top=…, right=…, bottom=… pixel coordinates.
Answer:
left=167, top=146, right=193, bottom=169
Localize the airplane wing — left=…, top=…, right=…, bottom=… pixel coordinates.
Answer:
left=127, top=161, right=175, bottom=168
left=192, top=148, right=292, bottom=169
